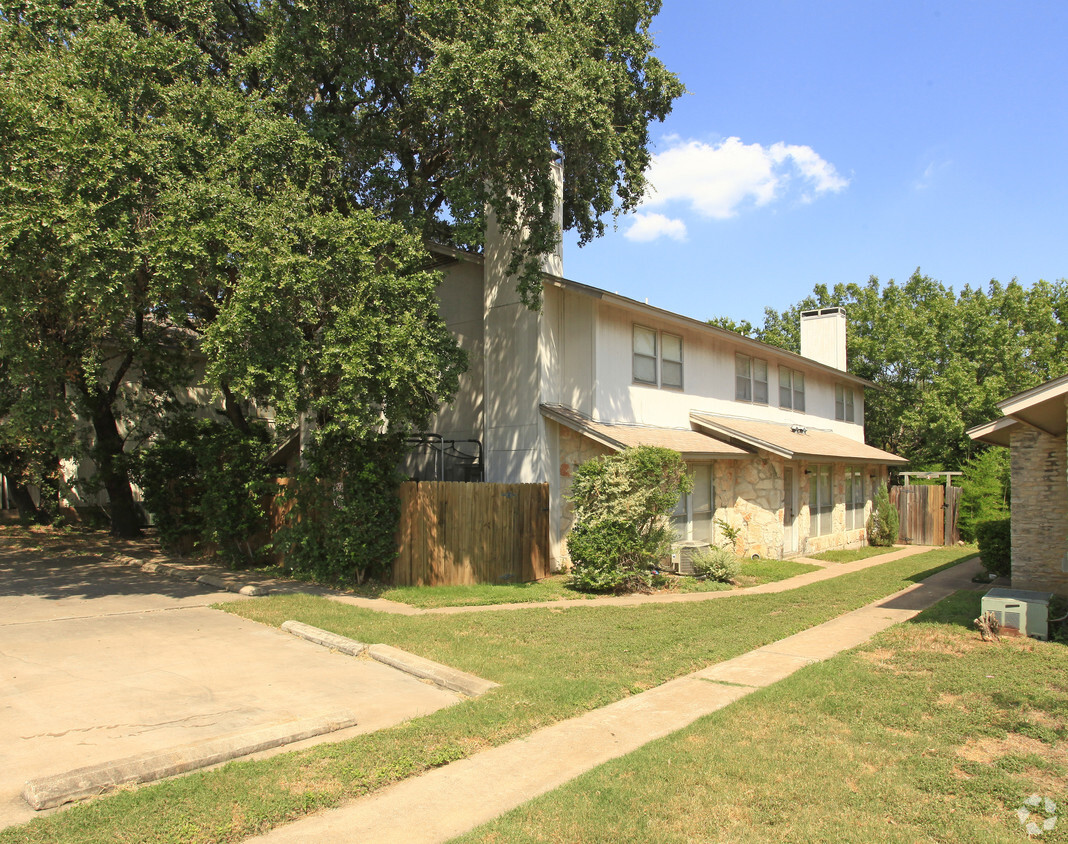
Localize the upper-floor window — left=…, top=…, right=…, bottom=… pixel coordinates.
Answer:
left=735, top=354, right=768, bottom=403
left=779, top=366, right=806, bottom=412
left=836, top=384, right=855, bottom=423
left=633, top=325, right=683, bottom=389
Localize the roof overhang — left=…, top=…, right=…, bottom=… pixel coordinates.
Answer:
left=966, top=415, right=1019, bottom=447
left=540, top=404, right=750, bottom=459
left=689, top=411, right=908, bottom=465
left=968, top=373, right=1068, bottom=446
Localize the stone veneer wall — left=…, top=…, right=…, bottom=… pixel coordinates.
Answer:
left=556, top=435, right=886, bottom=565
left=1010, top=424, right=1068, bottom=597
left=714, top=457, right=784, bottom=559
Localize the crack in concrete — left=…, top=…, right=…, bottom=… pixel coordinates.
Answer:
left=19, top=709, right=252, bottom=740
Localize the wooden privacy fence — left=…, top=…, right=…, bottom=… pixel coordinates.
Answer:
left=891, top=484, right=961, bottom=546
left=394, top=481, right=550, bottom=587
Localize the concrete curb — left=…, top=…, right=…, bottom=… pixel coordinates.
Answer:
left=22, top=710, right=360, bottom=811
left=279, top=621, right=498, bottom=698
left=367, top=644, right=500, bottom=698
left=118, top=556, right=273, bottom=596
left=281, top=620, right=368, bottom=656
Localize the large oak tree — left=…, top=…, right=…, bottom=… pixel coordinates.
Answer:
left=0, top=0, right=682, bottom=534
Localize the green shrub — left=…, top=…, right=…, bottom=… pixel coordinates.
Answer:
left=276, top=432, right=404, bottom=586
left=867, top=483, right=899, bottom=546
left=134, top=415, right=273, bottom=563
left=692, top=546, right=740, bottom=583
left=566, top=446, right=690, bottom=593
left=975, top=517, right=1011, bottom=578
left=957, top=448, right=1010, bottom=542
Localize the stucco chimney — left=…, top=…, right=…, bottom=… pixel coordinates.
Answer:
left=800, top=307, right=847, bottom=370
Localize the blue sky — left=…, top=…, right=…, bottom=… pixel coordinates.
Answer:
left=562, top=1, right=1068, bottom=325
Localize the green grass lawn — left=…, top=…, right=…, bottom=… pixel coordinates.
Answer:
left=370, top=558, right=820, bottom=608
left=1, top=546, right=974, bottom=844
left=456, top=590, right=1068, bottom=843
left=807, top=545, right=897, bottom=563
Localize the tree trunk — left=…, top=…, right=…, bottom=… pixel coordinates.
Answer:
left=86, top=391, right=142, bottom=537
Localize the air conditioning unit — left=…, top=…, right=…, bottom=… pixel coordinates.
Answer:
left=981, top=588, right=1054, bottom=640
left=667, top=541, right=711, bottom=576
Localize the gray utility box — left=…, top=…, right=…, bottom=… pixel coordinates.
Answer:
left=981, top=588, right=1054, bottom=640
left=668, top=541, right=711, bottom=576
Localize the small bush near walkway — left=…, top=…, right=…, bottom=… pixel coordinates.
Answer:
left=867, top=483, right=899, bottom=546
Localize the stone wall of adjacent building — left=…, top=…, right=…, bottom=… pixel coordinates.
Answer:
left=1010, top=425, right=1068, bottom=596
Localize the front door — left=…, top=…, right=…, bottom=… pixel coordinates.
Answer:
left=783, top=466, right=798, bottom=555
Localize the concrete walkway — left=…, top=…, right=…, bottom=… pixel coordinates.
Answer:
left=328, top=544, right=941, bottom=615
left=244, top=554, right=985, bottom=844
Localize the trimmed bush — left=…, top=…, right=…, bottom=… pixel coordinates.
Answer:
left=975, top=517, right=1011, bottom=578
left=867, top=483, right=899, bottom=546
left=566, top=446, right=690, bottom=593
left=692, top=546, right=740, bottom=583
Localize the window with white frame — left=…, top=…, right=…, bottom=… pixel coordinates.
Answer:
left=811, top=464, right=833, bottom=536
left=835, top=384, right=855, bottom=423
left=779, top=366, right=806, bottom=412
left=661, top=332, right=683, bottom=388
left=735, top=354, right=768, bottom=403
left=673, top=463, right=714, bottom=543
left=845, top=466, right=864, bottom=530
left=633, top=325, right=683, bottom=389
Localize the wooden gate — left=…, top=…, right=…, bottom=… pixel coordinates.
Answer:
left=394, top=481, right=550, bottom=586
left=891, top=484, right=961, bottom=546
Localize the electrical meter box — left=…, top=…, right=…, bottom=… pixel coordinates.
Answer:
left=981, top=588, right=1054, bottom=640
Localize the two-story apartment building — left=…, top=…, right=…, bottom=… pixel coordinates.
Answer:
left=424, top=215, right=906, bottom=569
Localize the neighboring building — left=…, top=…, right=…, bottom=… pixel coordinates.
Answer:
left=422, top=219, right=906, bottom=569
left=968, top=375, right=1068, bottom=597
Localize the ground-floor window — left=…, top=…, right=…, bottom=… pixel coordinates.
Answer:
left=811, top=464, right=833, bottom=536
left=673, top=463, right=714, bottom=543
left=845, top=465, right=865, bottom=530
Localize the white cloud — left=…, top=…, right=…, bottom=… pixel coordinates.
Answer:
left=624, top=212, right=688, bottom=243
left=641, top=136, right=849, bottom=219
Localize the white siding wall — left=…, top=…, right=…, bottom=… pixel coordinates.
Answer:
left=430, top=262, right=486, bottom=443
left=591, top=300, right=865, bottom=440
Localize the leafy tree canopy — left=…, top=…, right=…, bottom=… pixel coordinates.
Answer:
left=0, top=0, right=682, bottom=534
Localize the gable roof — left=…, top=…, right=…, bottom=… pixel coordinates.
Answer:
left=431, top=243, right=875, bottom=390
left=689, top=412, right=907, bottom=465
left=540, top=404, right=750, bottom=459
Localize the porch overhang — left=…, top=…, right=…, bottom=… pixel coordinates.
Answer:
left=689, top=412, right=908, bottom=465
left=540, top=404, right=750, bottom=459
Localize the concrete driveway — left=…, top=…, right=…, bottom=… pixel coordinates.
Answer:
left=0, top=544, right=461, bottom=829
